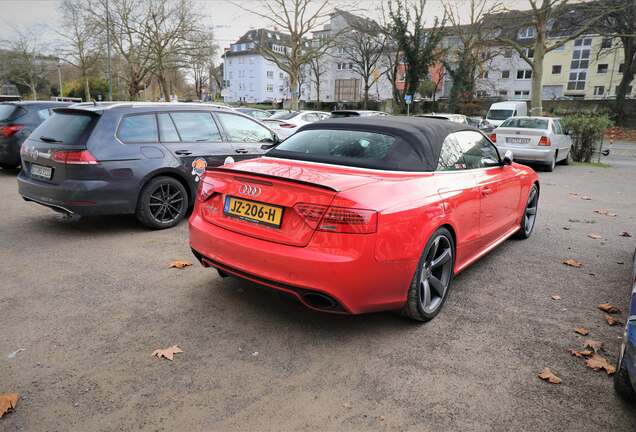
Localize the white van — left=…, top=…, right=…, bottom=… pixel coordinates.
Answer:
left=485, top=101, right=528, bottom=128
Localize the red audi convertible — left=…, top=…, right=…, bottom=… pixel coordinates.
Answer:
left=189, top=117, right=539, bottom=321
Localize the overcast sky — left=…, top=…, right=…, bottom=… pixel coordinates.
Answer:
left=0, top=0, right=524, bottom=60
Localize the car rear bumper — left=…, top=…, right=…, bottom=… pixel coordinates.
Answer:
left=17, top=170, right=136, bottom=216
left=0, top=136, right=21, bottom=166
left=188, top=213, right=415, bottom=314
left=496, top=145, right=555, bottom=164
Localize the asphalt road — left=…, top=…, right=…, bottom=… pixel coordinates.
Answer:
left=1, top=160, right=636, bottom=431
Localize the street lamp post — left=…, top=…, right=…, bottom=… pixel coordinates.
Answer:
left=106, top=0, right=113, bottom=101
left=57, top=58, right=63, bottom=98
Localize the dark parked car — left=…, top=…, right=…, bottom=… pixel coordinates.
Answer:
left=0, top=101, right=72, bottom=168
left=18, top=103, right=279, bottom=229
left=615, top=249, right=636, bottom=400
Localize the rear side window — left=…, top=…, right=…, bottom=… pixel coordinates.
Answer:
left=32, top=112, right=94, bottom=145
left=0, top=104, right=19, bottom=121
left=157, top=113, right=180, bottom=142
left=216, top=112, right=273, bottom=142
left=170, top=112, right=221, bottom=142
left=118, top=114, right=158, bottom=143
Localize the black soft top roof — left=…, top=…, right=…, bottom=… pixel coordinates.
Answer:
left=275, top=116, right=472, bottom=172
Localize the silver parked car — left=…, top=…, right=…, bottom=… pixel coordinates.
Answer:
left=262, top=110, right=330, bottom=140
left=489, top=116, right=572, bottom=172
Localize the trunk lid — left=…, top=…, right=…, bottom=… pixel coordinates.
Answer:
left=20, top=109, right=99, bottom=184
left=495, top=127, right=548, bottom=147
left=198, top=157, right=379, bottom=247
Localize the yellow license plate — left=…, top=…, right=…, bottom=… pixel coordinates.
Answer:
left=223, top=196, right=284, bottom=228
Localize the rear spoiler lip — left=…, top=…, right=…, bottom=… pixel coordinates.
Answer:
left=205, top=166, right=339, bottom=192
left=52, top=107, right=102, bottom=116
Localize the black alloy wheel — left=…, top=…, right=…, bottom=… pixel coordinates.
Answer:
left=136, top=176, right=188, bottom=229
left=515, top=184, right=539, bottom=239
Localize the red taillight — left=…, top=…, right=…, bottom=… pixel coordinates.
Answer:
left=51, top=150, right=99, bottom=165
left=538, top=136, right=551, bottom=146
left=279, top=123, right=297, bottom=129
left=489, top=133, right=496, bottom=143
left=0, top=124, right=24, bottom=138
left=294, top=203, right=377, bottom=234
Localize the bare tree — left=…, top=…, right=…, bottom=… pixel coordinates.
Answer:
left=0, top=28, right=49, bottom=100
left=383, top=0, right=445, bottom=113
left=308, top=54, right=327, bottom=105
left=340, top=20, right=387, bottom=109
left=186, top=30, right=217, bottom=100
left=239, top=0, right=338, bottom=110
left=494, top=0, right=609, bottom=115
left=59, top=0, right=103, bottom=101
left=442, top=0, right=502, bottom=112
left=596, top=0, right=636, bottom=123
left=141, top=0, right=204, bottom=101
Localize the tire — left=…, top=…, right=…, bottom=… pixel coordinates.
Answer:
left=0, top=163, right=18, bottom=170
left=614, top=342, right=636, bottom=401
left=514, top=184, right=539, bottom=239
left=401, top=227, right=455, bottom=322
left=543, top=156, right=556, bottom=172
left=560, top=150, right=571, bottom=165
left=135, top=176, right=189, bottom=229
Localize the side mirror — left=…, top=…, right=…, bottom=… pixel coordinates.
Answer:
left=503, top=150, right=513, bottom=166
left=260, top=134, right=280, bottom=150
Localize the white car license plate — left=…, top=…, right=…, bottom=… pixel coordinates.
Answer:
left=31, top=164, right=52, bottom=179
left=506, top=137, right=531, bottom=144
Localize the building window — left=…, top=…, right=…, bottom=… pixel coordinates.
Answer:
left=523, top=47, right=534, bottom=59
left=552, top=65, right=562, bottom=74
left=567, top=71, right=587, bottom=91
left=266, top=84, right=273, bottom=92
left=266, top=71, right=274, bottom=79
left=597, top=64, right=608, bottom=74
left=501, top=70, right=510, bottom=79
left=517, top=69, right=532, bottom=80
left=601, top=38, right=612, bottom=49
left=619, top=63, right=625, bottom=73
left=348, top=63, right=353, bottom=70
left=593, top=86, right=605, bottom=96
left=337, top=63, right=343, bottom=70
left=279, top=72, right=284, bottom=79
left=574, top=37, right=592, bottom=47
left=518, top=27, right=535, bottom=40
left=498, top=90, right=508, bottom=96
left=514, top=90, right=530, bottom=97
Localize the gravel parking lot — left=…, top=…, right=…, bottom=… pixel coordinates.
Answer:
left=2, top=160, right=636, bottom=431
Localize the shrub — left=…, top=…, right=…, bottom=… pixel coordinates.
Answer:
left=561, top=113, right=613, bottom=163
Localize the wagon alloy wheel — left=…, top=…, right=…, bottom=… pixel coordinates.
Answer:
left=136, top=176, right=189, bottom=230
left=524, top=187, right=538, bottom=235
left=149, top=184, right=185, bottom=224
left=419, top=235, right=453, bottom=315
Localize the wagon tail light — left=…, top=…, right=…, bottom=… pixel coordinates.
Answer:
left=538, top=136, right=551, bottom=146
left=279, top=122, right=297, bottom=128
left=51, top=150, right=99, bottom=165
left=488, top=133, right=496, bottom=143
left=294, top=203, right=377, bottom=234
left=0, top=124, right=24, bottom=138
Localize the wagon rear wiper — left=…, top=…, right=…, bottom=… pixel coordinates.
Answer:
left=40, top=136, right=63, bottom=143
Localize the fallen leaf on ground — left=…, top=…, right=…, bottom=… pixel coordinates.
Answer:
left=563, top=259, right=583, bottom=268
left=575, top=327, right=590, bottom=336
left=568, top=348, right=593, bottom=358
left=580, top=196, right=592, bottom=200
left=594, top=209, right=617, bottom=217
left=598, top=303, right=621, bottom=314
left=587, top=233, right=602, bottom=240
left=562, top=226, right=571, bottom=230
left=569, top=192, right=580, bottom=197
left=538, top=368, right=562, bottom=384
left=343, top=402, right=352, bottom=409
left=619, top=232, right=632, bottom=237
left=168, top=260, right=192, bottom=269
left=152, top=345, right=183, bottom=361
left=585, top=354, right=616, bottom=375
left=0, top=393, right=19, bottom=418
left=569, top=218, right=581, bottom=223
left=584, top=339, right=603, bottom=352
left=551, top=294, right=561, bottom=300
left=606, top=315, right=623, bottom=326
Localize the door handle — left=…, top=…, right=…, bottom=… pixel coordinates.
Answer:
left=481, top=186, right=494, bottom=196
left=175, top=150, right=192, bottom=155
left=234, top=148, right=249, bottom=154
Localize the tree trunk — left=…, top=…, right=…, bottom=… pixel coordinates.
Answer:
left=289, top=70, right=299, bottom=111
left=30, top=81, right=37, bottom=100
left=531, top=24, right=547, bottom=116
left=84, top=76, right=91, bottom=101
left=315, top=81, right=321, bottom=110
left=159, top=73, right=170, bottom=101
left=615, top=38, right=635, bottom=125
left=363, top=82, right=370, bottom=110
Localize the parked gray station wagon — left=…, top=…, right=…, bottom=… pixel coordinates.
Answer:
left=18, top=103, right=279, bottom=229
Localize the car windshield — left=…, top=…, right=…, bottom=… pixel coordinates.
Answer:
left=0, top=104, right=18, bottom=121
left=501, top=118, right=549, bottom=129
left=331, top=112, right=359, bottom=118
left=270, top=111, right=299, bottom=120
left=267, top=129, right=422, bottom=170
left=487, top=109, right=514, bottom=120
left=31, top=111, right=94, bottom=144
